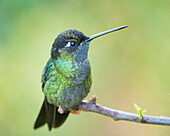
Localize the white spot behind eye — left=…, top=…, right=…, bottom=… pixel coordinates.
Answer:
left=65, top=42, right=71, bottom=47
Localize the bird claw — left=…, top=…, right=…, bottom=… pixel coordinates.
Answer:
left=69, top=95, right=97, bottom=115
left=58, top=106, right=64, bottom=114
left=69, top=109, right=81, bottom=115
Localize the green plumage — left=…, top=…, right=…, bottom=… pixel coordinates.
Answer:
left=34, top=29, right=92, bottom=130
left=34, top=26, right=127, bottom=131
left=43, top=57, right=92, bottom=108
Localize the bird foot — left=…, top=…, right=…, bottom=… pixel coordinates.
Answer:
left=69, top=95, right=97, bottom=115
left=68, top=105, right=81, bottom=115
left=58, top=106, right=64, bottom=114
left=69, top=109, right=81, bottom=115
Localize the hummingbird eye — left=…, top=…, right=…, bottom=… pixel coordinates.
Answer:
left=70, top=41, right=76, bottom=46
left=65, top=41, right=76, bottom=48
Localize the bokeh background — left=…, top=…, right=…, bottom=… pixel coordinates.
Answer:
left=0, top=0, right=170, bottom=136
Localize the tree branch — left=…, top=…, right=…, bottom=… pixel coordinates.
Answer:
left=78, top=102, right=170, bottom=126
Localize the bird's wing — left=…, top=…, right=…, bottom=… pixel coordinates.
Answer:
left=40, top=58, right=69, bottom=130
left=41, top=58, right=54, bottom=90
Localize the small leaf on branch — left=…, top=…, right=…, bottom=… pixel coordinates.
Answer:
left=134, top=103, right=147, bottom=120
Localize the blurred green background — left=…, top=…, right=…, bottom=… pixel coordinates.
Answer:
left=0, top=0, right=170, bottom=136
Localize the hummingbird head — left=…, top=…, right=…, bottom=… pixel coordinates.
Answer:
left=51, top=29, right=90, bottom=62
left=51, top=25, right=128, bottom=62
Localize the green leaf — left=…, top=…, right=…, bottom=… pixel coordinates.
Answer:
left=142, top=110, right=147, bottom=114
left=134, top=103, right=147, bottom=120
left=134, top=103, right=141, bottom=114
left=134, top=103, right=140, bottom=111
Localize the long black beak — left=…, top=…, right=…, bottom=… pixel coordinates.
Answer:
left=85, top=25, right=128, bottom=42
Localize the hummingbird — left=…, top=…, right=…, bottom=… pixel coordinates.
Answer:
left=34, top=25, right=128, bottom=131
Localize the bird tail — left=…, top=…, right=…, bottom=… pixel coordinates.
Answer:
left=34, top=98, right=69, bottom=131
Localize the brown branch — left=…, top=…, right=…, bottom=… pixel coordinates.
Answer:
left=78, top=102, right=170, bottom=126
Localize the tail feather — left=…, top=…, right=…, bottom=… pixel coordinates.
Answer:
left=54, top=109, right=70, bottom=128
left=34, top=101, right=46, bottom=129
left=34, top=99, right=69, bottom=131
